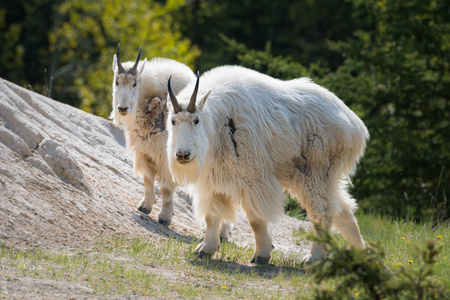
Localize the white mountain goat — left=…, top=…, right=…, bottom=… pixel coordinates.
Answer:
left=166, top=66, right=369, bottom=264
left=110, top=44, right=195, bottom=225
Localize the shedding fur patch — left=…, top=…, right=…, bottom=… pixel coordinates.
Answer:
left=293, top=155, right=311, bottom=175
left=227, top=118, right=238, bottom=157
left=138, top=97, right=166, bottom=135
left=151, top=111, right=165, bottom=132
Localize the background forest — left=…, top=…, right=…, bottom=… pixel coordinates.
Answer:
left=1, top=0, right=449, bottom=223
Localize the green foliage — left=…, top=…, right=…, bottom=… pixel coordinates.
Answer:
left=221, top=35, right=311, bottom=79
left=222, top=0, right=450, bottom=221
left=171, top=0, right=357, bottom=71
left=322, top=0, right=450, bottom=221
left=48, top=0, right=200, bottom=117
left=309, top=226, right=449, bottom=299
left=0, top=9, right=24, bottom=79
left=0, top=0, right=58, bottom=91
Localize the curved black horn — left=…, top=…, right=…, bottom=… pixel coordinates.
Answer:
left=130, top=45, right=142, bottom=75
left=116, top=43, right=125, bottom=74
left=187, top=71, right=200, bottom=113
left=168, top=75, right=181, bottom=114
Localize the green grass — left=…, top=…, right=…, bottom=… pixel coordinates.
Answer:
left=357, top=212, right=449, bottom=283
left=293, top=212, right=449, bottom=287
left=0, top=235, right=316, bottom=298
left=0, top=212, right=448, bottom=298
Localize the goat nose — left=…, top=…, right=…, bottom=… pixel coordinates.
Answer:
left=176, top=150, right=191, bottom=161
left=118, top=106, right=129, bottom=114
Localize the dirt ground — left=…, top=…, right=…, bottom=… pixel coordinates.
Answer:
left=0, top=78, right=310, bottom=298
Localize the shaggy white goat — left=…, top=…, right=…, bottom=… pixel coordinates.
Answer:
left=110, top=44, right=195, bottom=225
left=166, top=66, right=369, bottom=264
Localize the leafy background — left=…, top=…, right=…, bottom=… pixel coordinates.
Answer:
left=1, top=0, right=448, bottom=222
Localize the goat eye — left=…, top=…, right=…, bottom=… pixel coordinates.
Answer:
left=115, top=81, right=119, bottom=86
left=133, top=82, right=137, bottom=87
left=194, top=118, right=199, bottom=125
left=171, top=119, right=176, bottom=126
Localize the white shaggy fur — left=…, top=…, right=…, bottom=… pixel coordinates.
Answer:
left=111, top=52, right=195, bottom=225
left=167, top=66, right=369, bottom=263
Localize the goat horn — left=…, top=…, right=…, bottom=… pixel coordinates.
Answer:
left=116, top=43, right=125, bottom=74
left=187, top=71, right=200, bottom=113
left=168, top=75, right=181, bottom=114
left=130, top=45, right=142, bottom=75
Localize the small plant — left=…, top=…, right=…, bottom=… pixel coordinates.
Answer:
left=284, top=192, right=308, bottom=220
left=309, top=226, right=449, bottom=299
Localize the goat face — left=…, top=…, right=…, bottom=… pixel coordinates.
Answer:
left=111, top=45, right=147, bottom=125
left=113, top=72, right=139, bottom=116
left=167, top=109, right=210, bottom=184
left=166, top=74, right=211, bottom=184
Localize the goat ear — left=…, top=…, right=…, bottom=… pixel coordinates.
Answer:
left=112, top=54, right=117, bottom=72
left=198, top=90, right=212, bottom=109
left=138, top=58, right=147, bottom=76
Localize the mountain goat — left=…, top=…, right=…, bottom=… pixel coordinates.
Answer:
left=110, top=44, right=195, bottom=225
left=166, top=66, right=369, bottom=264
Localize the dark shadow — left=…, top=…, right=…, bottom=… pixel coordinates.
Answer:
left=187, top=257, right=306, bottom=279
left=131, top=213, right=198, bottom=244
left=186, top=240, right=306, bottom=279
left=133, top=212, right=307, bottom=279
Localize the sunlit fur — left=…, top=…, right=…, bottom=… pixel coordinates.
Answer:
left=167, top=66, right=369, bottom=263
left=111, top=54, right=195, bottom=224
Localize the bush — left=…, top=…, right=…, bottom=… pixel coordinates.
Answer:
left=309, top=226, right=449, bottom=300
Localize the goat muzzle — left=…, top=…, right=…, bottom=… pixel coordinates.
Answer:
left=175, top=150, right=193, bottom=164
left=118, top=106, right=129, bottom=115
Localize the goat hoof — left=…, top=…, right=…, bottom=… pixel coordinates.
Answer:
left=138, top=206, right=151, bottom=215
left=198, top=251, right=211, bottom=259
left=158, top=218, right=171, bottom=226
left=250, top=256, right=270, bottom=264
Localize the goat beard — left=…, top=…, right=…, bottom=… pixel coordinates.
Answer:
left=169, top=157, right=203, bottom=185
left=111, top=107, right=137, bottom=128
